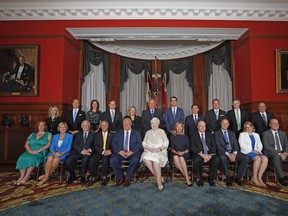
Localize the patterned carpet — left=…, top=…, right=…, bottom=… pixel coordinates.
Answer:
left=1, top=171, right=288, bottom=215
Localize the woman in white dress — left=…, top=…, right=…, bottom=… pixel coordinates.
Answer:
left=141, top=117, right=169, bottom=190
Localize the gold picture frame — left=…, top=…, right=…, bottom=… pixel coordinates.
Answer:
left=0, top=44, right=38, bottom=96
left=276, top=48, right=288, bottom=94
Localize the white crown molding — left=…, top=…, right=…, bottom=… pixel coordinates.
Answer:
left=0, top=1, right=288, bottom=21
left=66, top=27, right=247, bottom=59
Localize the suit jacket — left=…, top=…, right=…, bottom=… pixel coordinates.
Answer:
left=66, top=109, right=86, bottom=132
left=164, top=107, right=185, bottom=132
left=214, top=129, right=239, bottom=156
left=238, top=132, right=263, bottom=154
left=72, top=130, right=95, bottom=154
left=190, top=131, right=216, bottom=155
left=250, top=111, right=275, bottom=135
left=205, top=109, right=227, bottom=133
left=11, top=63, right=34, bottom=85
left=141, top=108, right=164, bottom=135
left=227, top=109, right=249, bottom=134
left=262, top=129, right=288, bottom=155
left=101, top=110, right=123, bottom=132
left=185, top=114, right=204, bottom=137
left=111, top=129, right=142, bottom=156
left=92, top=130, right=114, bottom=154
left=48, top=132, right=73, bottom=162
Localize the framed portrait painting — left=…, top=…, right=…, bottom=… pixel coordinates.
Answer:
left=276, top=48, right=288, bottom=94
left=0, top=44, right=38, bottom=96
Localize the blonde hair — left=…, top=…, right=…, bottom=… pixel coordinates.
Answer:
left=127, top=106, right=137, bottom=115
left=174, top=122, right=185, bottom=135
left=243, top=121, right=255, bottom=132
left=48, top=106, right=60, bottom=118
left=57, top=122, right=68, bottom=132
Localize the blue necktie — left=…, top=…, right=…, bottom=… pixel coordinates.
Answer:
left=215, top=110, right=219, bottom=120
left=84, top=132, right=88, bottom=144
left=224, top=131, right=232, bottom=152
left=124, top=131, right=129, bottom=151
left=73, top=109, right=77, bottom=122
left=151, top=109, right=154, bottom=117
left=173, top=108, right=176, bottom=119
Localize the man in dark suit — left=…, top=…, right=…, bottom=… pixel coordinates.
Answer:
left=191, top=120, right=219, bottom=187
left=164, top=96, right=185, bottom=135
left=65, top=120, right=95, bottom=186
left=141, top=98, right=164, bottom=137
left=101, top=100, right=123, bottom=133
left=86, top=120, right=114, bottom=186
left=185, top=104, right=204, bottom=138
left=227, top=99, right=249, bottom=139
left=3, top=55, right=34, bottom=92
left=205, top=99, right=227, bottom=133
left=110, top=118, right=142, bottom=187
left=262, top=118, right=288, bottom=186
left=215, top=119, right=249, bottom=186
left=250, top=102, right=275, bottom=135
left=66, top=99, right=86, bottom=135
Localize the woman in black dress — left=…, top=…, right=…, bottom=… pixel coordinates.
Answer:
left=124, top=106, right=142, bottom=133
left=45, top=106, right=62, bottom=135
left=170, top=122, right=192, bottom=186
left=86, top=99, right=102, bottom=131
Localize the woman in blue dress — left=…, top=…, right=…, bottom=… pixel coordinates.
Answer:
left=170, top=122, right=193, bottom=187
left=239, top=121, right=268, bottom=187
left=14, top=121, right=52, bottom=185
left=37, top=122, right=73, bottom=185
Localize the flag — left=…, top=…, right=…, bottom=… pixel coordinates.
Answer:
left=161, top=73, right=168, bottom=112
left=146, top=72, right=152, bottom=109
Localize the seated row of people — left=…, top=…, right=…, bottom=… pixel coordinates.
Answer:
left=14, top=115, right=288, bottom=189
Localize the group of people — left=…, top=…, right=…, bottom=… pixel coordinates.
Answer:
left=13, top=97, right=288, bottom=190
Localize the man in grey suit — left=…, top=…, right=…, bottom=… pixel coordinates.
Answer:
left=262, top=118, right=288, bottom=186
left=215, top=119, right=249, bottom=186
left=205, top=99, right=227, bottom=133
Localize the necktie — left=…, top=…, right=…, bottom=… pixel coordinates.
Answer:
left=73, top=109, right=77, bottom=122
left=124, top=131, right=129, bottom=151
left=84, top=132, right=88, bottom=144
left=111, top=110, right=115, bottom=122
left=261, top=113, right=267, bottom=126
left=151, top=109, right=154, bottom=116
left=173, top=108, right=176, bottom=119
left=201, top=133, right=208, bottom=154
left=194, top=115, right=198, bottom=124
left=236, top=109, right=241, bottom=131
left=224, top=131, right=232, bottom=152
left=275, top=132, right=281, bottom=152
left=103, top=132, right=107, bottom=151
left=215, top=110, right=219, bottom=120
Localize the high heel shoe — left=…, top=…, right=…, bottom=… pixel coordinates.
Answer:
left=158, top=185, right=164, bottom=191
left=187, top=182, right=193, bottom=187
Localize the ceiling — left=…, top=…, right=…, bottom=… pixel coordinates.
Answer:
left=1, top=0, right=286, bottom=59
left=0, top=0, right=287, bottom=21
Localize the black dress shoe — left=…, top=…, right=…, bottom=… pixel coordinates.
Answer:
left=187, top=183, right=193, bottom=187
left=209, top=181, right=216, bottom=187
left=235, top=177, right=244, bottom=186
left=101, top=178, right=108, bottom=186
left=66, top=176, right=76, bottom=184
left=226, top=178, right=232, bottom=187
left=196, top=180, right=204, bottom=187
left=86, top=177, right=97, bottom=187
left=279, top=178, right=288, bottom=186
left=81, top=177, right=87, bottom=186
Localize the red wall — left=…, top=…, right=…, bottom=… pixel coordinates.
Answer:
left=0, top=20, right=288, bottom=105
